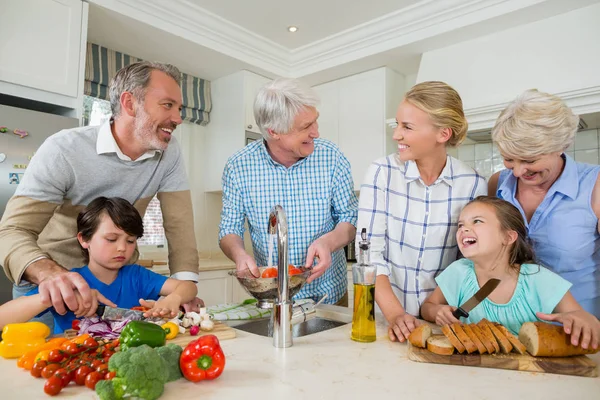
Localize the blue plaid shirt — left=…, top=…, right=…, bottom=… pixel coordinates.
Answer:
left=219, top=139, right=358, bottom=303
left=356, top=154, right=486, bottom=316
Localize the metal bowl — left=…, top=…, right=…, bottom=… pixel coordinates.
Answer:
left=229, top=266, right=311, bottom=304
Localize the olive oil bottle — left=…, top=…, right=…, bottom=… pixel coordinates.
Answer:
left=351, top=228, right=376, bottom=342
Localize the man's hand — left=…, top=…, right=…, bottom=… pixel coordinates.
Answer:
left=25, top=259, right=94, bottom=316
left=235, top=253, right=260, bottom=278
left=182, top=297, right=205, bottom=313
left=304, top=238, right=333, bottom=283
left=73, top=289, right=116, bottom=318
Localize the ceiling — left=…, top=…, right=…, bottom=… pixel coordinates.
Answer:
left=188, top=0, right=418, bottom=49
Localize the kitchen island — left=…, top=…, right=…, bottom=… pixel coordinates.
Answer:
left=1, top=306, right=598, bottom=399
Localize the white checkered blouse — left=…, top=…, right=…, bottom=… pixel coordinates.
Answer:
left=219, top=139, right=358, bottom=303
left=356, top=154, right=486, bottom=316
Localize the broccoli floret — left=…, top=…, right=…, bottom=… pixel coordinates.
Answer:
left=156, top=343, right=183, bottom=382
left=99, top=345, right=168, bottom=400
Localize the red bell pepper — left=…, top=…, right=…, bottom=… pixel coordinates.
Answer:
left=180, top=335, right=225, bottom=382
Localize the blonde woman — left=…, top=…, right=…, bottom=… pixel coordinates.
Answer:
left=489, top=89, right=600, bottom=320
left=356, top=81, right=486, bottom=342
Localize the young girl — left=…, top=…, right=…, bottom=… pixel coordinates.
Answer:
left=421, top=196, right=600, bottom=350
left=0, top=197, right=198, bottom=333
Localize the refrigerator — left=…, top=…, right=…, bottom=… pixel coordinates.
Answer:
left=0, top=104, right=79, bottom=304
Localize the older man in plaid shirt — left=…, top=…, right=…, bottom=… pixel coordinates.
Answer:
left=218, top=78, right=358, bottom=305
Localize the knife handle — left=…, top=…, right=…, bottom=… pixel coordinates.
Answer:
left=452, top=307, right=469, bottom=319
left=96, top=304, right=105, bottom=316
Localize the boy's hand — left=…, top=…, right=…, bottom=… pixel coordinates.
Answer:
left=140, top=295, right=182, bottom=319
left=435, top=305, right=461, bottom=326
left=388, top=313, right=419, bottom=343
left=537, top=310, right=600, bottom=350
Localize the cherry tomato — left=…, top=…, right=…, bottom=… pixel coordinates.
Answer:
left=107, top=339, right=120, bottom=351
left=31, top=360, right=48, bottom=378
left=64, top=342, right=83, bottom=356
left=102, top=355, right=112, bottom=364
left=90, top=359, right=103, bottom=369
left=96, top=363, right=109, bottom=375
left=101, top=348, right=115, bottom=359
left=85, top=371, right=103, bottom=390
left=261, top=267, right=278, bottom=278
left=54, top=368, right=71, bottom=387
left=75, top=365, right=92, bottom=386
left=105, top=371, right=116, bottom=380
left=71, top=319, right=81, bottom=331
left=288, top=267, right=303, bottom=275
left=47, top=349, right=65, bottom=364
left=41, top=364, right=61, bottom=379
left=44, top=376, right=63, bottom=396
left=83, top=337, right=99, bottom=348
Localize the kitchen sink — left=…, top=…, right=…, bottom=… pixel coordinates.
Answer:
left=234, top=316, right=348, bottom=338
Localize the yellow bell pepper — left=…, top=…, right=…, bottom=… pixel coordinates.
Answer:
left=0, top=322, right=51, bottom=359
left=162, top=322, right=179, bottom=340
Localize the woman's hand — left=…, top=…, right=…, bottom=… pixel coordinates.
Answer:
left=435, top=305, right=461, bottom=326
left=140, top=295, right=182, bottom=319
left=388, top=313, right=419, bottom=342
left=536, top=310, right=600, bottom=350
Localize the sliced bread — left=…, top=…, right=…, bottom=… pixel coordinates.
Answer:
left=450, top=323, right=478, bottom=354
left=442, top=324, right=466, bottom=353
left=408, top=324, right=432, bottom=348
left=426, top=335, right=455, bottom=356
left=481, top=319, right=513, bottom=354
left=477, top=320, right=501, bottom=353
left=495, top=324, right=527, bottom=355
left=519, top=322, right=600, bottom=357
left=462, top=324, right=487, bottom=354
left=470, top=324, right=496, bottom=354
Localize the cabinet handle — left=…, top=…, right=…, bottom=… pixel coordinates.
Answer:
left=247, top=125, right=252, bottom=129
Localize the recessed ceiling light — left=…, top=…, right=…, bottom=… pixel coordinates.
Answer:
left=288, top=26, right=298, bottom=33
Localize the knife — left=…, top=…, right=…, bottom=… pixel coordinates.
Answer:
left=96, top=305, right=145, bottom=321
left=452, top=278, right=501, bottom=319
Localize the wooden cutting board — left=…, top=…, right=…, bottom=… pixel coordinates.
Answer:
left=167, top=322, right=236, bottom=347
left=407, top=343, right=598, bottom=378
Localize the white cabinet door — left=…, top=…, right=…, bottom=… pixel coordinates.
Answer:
left=197, top=270, right=233, bottom=306
left=244, top=72, right=270, bottom=134
left=337, top=70, right=386, bottom=190
left=313, top=81, right=340, bottom=144
left=347, top=270, right=354, bottom=308
left=0, top=0, right=83, bottom=98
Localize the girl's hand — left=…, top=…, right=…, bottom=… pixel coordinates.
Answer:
left=435, top=305, right=461, bottom=326
left=388, top=313, right=419, bottom=343
left=140, top=295, right=181, bottom=319
left=536, top=311, right=600, bottom=350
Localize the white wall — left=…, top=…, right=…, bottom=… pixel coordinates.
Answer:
left=417, top=3, right=600, bottom=112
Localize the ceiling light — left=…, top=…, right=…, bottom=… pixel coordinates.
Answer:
left=288, top=26, right=298, bottom=33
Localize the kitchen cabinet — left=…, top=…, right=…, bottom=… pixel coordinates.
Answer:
left=0, top=0, right=88, bottom=117
left=313, top=67, right=404, bottom=190
left=196, top=270, right=234, bottom=306
left=204, top=70, right=270, bottom=192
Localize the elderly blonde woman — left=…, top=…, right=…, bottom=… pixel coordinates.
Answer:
left=357, top=81, right=486, bottom=343
left=489, top=89, right=600, bottom=321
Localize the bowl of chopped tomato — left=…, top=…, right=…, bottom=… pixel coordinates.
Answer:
left=229, top=265, right=311, bottom=304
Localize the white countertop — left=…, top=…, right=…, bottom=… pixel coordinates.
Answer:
left=1, top=307, right=599, bottom=399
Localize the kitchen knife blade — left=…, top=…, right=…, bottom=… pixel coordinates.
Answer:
left=96, top=305, right=145, bottom=321
left=452, top=278, right=501, bottom=319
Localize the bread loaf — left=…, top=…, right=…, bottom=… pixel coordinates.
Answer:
left=442, top=324, right=466, bottom=353
left=476, top=321, right=500, bottom=353
left=481, top=319, right=513, bottom=354
left=426, top=335, right=455, bottom=355
left=451, top=323, right=478, bottom=353
left=496, top=324, right=527, bottom=355
left=519, top=322, right=600, bottom=357
left=408, top=324, right=432, bottom=348
left=462, top=324, right=487, bottom=354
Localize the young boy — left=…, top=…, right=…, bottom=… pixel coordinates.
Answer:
left=0, top=197, right=198, bottom=333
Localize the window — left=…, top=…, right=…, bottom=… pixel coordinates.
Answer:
left=82, top=95, right=166, bottom=247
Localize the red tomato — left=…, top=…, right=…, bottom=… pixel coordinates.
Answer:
left=41, top=364, right=61, bottom=379
left=85, top=371, right=103, bottom=390
left=53, top=368, right=71, bottom=387
left=105, top=371, right=116, bottom=380
left=83, top=337, right=99, bottom=348
left=90, top=359, right=103, bottom=369
left=101, top=348, right=115, bottom=359
left=96, top=363, right=109, bottom=375
left=44, top=377, right=63, bottom=396
left=75, top=365, right=93, bottom=386
left=47, top=349, right=65, bottom=364
left=261, top=268, right=278, bottom=278
left=64, top=342, right=83, bottom=356
left=107, top=339, right=120, bottom=351
left=71, top=319, right=81, bottom=331
left=31, top=360, right=48, bottom=378
left=289, top=267, right=303, bottom=275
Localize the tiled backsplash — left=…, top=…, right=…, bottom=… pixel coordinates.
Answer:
left=448, top=129, right=600, bottom=178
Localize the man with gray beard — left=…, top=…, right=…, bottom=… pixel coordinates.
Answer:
left=0, top=62, right=202, bottom=331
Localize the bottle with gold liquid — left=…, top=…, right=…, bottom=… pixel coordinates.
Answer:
left=351, top=228, right=376, bottom=342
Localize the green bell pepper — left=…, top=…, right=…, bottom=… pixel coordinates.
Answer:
left=119, top=321, right=167, bottom=351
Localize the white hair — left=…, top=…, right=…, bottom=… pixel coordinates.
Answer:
left=253, top=78, right=319, bottom=139
left=492, top=89, right=579, bottom=158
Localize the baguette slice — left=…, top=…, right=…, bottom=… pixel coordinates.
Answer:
left=477, top=320, right=501, bottom=353
left=462, top=324, right=487, bottom=354
left=481, top=319, right=513, bottom=354
left=495, top=324, right=527, bottom=355
left=442, top=324, right=466, bottom=353
left=426, top=335, right=455, bottom=356
left=519, top=322, right=600, bottom=357
left=451, top=323, right=478, bottom=354
left=408, top=324, right=432, bottom=348
left=471, top=324, right=496, bottom=354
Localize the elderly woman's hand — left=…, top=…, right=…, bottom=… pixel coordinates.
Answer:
left=536, top=310, right=600, bottom=350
